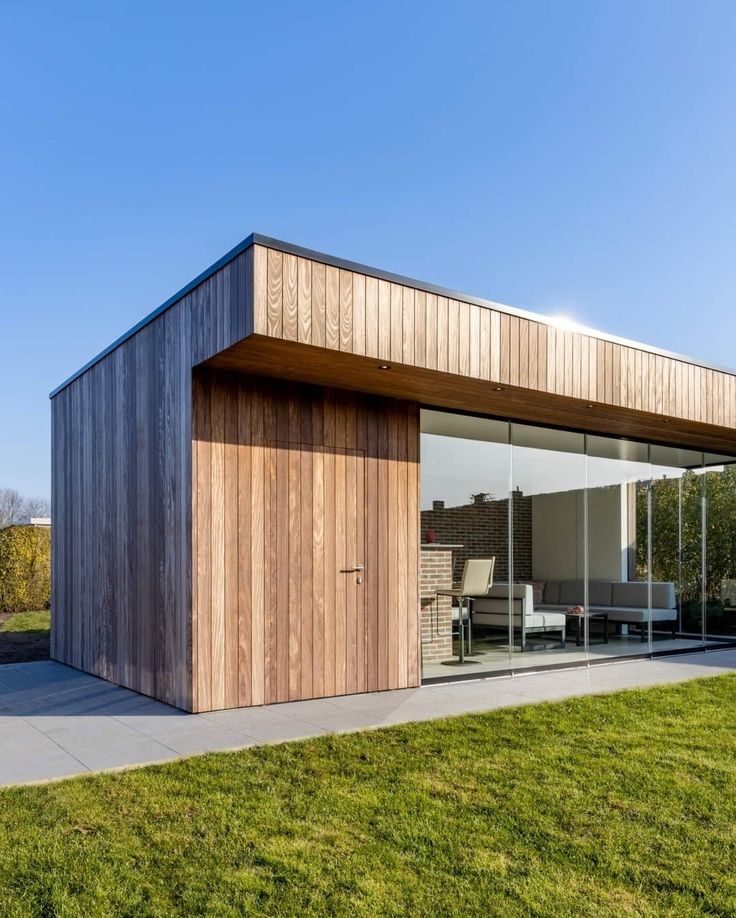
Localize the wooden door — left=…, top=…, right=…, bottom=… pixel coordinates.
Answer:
left=265, top=441, right=366, bottom=704
left=192, top=372, right=420, bottom=713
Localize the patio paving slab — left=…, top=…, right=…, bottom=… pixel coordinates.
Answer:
left=0, top=648, right=735, bottom=788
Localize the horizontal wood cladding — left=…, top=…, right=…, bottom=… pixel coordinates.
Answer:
left=192, top=371, right=420, bottom=712
left=252, top=244, right=736, bottom=434
left=51, top=249, right=252, bottom=710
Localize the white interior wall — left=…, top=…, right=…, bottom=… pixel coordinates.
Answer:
left=531, top=490, right=582, bottom=580
left=532, top=485, right=625, bottom=581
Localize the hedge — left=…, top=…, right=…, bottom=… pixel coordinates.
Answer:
left=0, top=525, right=51, bottom=614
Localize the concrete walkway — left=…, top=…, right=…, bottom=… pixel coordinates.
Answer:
left=2, top=649, right=736, bottom=788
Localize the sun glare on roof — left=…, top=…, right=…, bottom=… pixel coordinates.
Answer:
left=549, top=314, right=586, bottom=332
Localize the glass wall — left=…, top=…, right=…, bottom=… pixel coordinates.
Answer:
left=585, top=436, right=651, bottom=659
left=511, top=425, right=586, bottom=668
left=419, top=407, right=736, bottom=682
left=648, top=446, right=705, bottom=648
left=702, top=456, right=736, bottom=641
left=420, top=411, right=511, bottom=676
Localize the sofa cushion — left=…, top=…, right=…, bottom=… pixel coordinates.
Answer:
left=588, top=581, right=613, bottom=607
left=560, top=581, right=585, bottom=605
left=543, top=580, right=560, bottom=604
left=473, top=585, right=533, bottom=617
left=542, top=579, right=676, bottom=613
left=607, top=581, right=675, bottom=610
left=531, top=580, right=546, bottom=604
left=485, top=583, right=534, bottom=603
left=607, top=607, right=677, bottom=623
left=651, top=582, right=676, bottom=610
left=473, top=610, right=566, bottom=629
left=543, top=582, right=612, bottom=606
left=611, top=581, right=649, bottom=609
left=473, top=598, right=521, bottom=616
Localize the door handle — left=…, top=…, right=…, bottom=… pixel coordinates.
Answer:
left=339, top=564, right=364, bottom=573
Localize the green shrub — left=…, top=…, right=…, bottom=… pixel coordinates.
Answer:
left=0, top=525, right=51, bottom=613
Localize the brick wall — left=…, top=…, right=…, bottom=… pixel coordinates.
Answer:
left=420, top=547, right=454, bottom=664
left=420, top=493, right=532, bottom=583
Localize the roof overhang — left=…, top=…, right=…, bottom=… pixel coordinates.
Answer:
left=202, top=335, right=736, bottom=455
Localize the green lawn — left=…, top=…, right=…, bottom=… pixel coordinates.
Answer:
left=0, top=609, right=50, bottom=664
left=0, top=610, right=50, bottom=634
left=1, top=675, right=736, bottom=917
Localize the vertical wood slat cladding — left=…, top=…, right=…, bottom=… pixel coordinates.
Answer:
left=51, top=251, right=250, bottom=710
left=252, top=244, right=736, bottom=432
left=191, top=371, right=420, bottom=712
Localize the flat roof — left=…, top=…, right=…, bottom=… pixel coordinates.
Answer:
left=50, top=232, right=736, bottom=398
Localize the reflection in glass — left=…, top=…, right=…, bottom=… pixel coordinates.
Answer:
left=511, top=425, right=585, bottom=666
left=586, top=436, right=651, bottom=657
left=419, top=411, right=511, bottom=677
left=648, top=447, right=704, bottom=646
left=703, top=460, right=736, bottom=641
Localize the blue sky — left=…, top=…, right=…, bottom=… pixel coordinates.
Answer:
left=2, top=1, right=736, bottom=498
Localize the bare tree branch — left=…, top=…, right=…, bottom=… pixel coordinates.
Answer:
left=0, top=489, right=51, bottom=528
left=0, top=489, right=25, bottom=528
left=23, top=496, right=51, bottom=519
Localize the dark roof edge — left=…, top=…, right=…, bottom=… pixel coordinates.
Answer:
left=50, top=230, right=736, bottom=398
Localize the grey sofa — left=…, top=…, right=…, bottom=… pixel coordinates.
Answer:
left=472, top=584, right=566, bottom=651
left=537, top=580, right=678, bottom=641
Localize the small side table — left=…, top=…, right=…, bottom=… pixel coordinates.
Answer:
left=566, top=611, right=609, bottom=647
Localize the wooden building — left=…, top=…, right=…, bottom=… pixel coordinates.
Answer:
left=50, top=234, right=736, bottom=711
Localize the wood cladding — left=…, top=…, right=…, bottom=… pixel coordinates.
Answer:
left=251, top=244, right=736, bottom=435
left=191, top=371, right=420, bottom=712
left=51, top=235, right=736, bottom=713
left=51, top=250, right=252, bottom=710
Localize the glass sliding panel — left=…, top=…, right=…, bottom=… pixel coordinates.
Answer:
left=586, top=436, right=651, bottom=660
left=418, top=405, right=727, bottom=685
left=419, top=410, right=511, bottom=679
left=510, top=424, right=585, bottom=669
left=702, top=455, right=736, bottom=644
left=650, top=445, right=705, bottom=651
